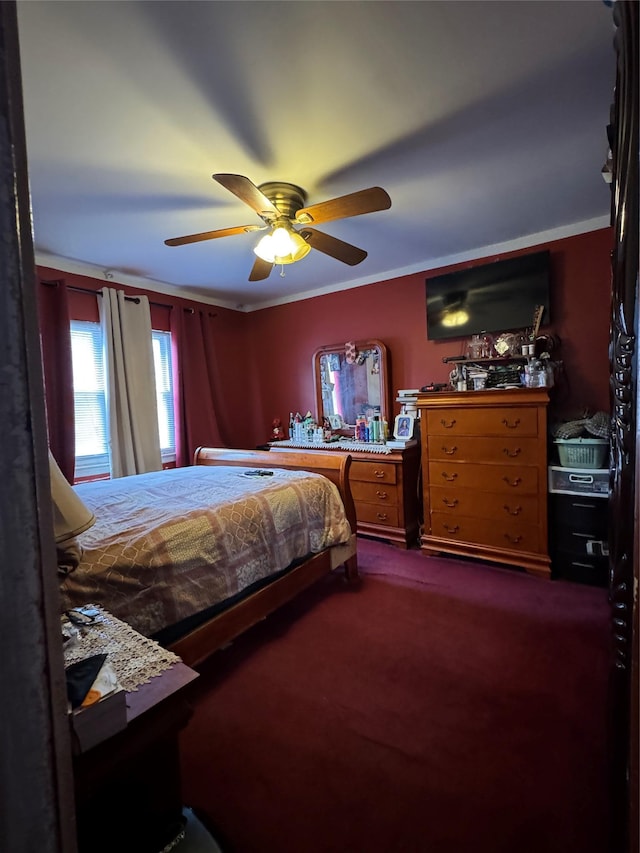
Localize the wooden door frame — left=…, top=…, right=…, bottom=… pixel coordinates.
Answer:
left=0, top=3, right=77, bottom=850
left=607, top=4, right=638, bottom=852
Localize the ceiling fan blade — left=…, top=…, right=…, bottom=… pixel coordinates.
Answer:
left=300, top=228, right=367, bottom=266
left=249, top=257, right=273, bottom=282
left=165, top=224, right=262, bottom=247
left=295, top=187, right=391, bottom=226
left=213, top=173, right=280, bottom=221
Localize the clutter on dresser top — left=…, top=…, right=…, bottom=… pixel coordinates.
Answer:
left=282, top=409, right=391, bottom=446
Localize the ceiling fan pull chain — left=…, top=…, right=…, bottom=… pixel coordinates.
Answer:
left=279, top=264, right=285, bottom=278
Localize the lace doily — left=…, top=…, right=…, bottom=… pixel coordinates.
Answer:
left=271, top=439, right=393, bottom=454
left=63, top=605, right=181, bottom=692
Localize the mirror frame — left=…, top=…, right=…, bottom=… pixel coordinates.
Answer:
left=313, top=339, right=390, bottom=431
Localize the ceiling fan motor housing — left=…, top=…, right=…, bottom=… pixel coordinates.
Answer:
left=258, top=181, right=308, bottom=220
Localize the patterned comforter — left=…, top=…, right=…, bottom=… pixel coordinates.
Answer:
left=59, top=465, right=351, bottom=637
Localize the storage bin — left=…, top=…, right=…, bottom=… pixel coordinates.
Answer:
left=548, top=465, right=609, bottom=497
left=554, top=438, right=608, bottom=469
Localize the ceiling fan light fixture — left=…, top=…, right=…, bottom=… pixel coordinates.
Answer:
left=253, top=224, right=311, bottom=265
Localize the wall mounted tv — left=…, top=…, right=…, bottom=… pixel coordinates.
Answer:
left=426, top=250, right=550, bottom=341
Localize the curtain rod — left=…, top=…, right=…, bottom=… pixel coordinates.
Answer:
left=40, top=279, right=172, bottom=310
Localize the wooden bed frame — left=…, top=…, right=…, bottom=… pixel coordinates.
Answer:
left=166, top=447, right=359, bottom=667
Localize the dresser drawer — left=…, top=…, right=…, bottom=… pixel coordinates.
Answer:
left=350, top=460, right=397, bottom=485
left=429, top=461, right=539, bottom=494
left=431, top=511, right=542, bottom=553
left=356, top=501, right=400, bottom=528
left=351, top=480, right=399, bottom=506
left=426, top=407, right=539, bottom=437
left=428, top=435, right=540, bottom=465
left=430, top=485, right=539, bottom=524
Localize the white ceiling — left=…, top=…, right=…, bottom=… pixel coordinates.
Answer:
left=16, top=1, right=614, bottom=311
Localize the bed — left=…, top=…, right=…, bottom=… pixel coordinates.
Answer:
left=59, top=447, right=358, bottom=666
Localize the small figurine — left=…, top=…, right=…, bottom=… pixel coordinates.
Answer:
left=271, top=418, right=285, bottom=441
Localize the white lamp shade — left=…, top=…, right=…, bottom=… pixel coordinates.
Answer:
left=48, top=451, right=96, bottom=543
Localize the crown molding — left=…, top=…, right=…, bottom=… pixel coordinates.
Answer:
left=36, top=215, right=609, bottom=315
left=243, top=216, right=610, bottom=311
left=34, top=252, right=238, bottom=311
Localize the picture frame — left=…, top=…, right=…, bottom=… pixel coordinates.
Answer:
left=393, top=413, right=415, bottom=440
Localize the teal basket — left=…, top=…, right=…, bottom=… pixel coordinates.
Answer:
left=554, top=438, right=608, bottom=469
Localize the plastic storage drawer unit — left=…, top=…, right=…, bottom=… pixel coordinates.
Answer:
left=548, top=466, right=609, bottom=587
left=548, top=466, right=609, bottom=498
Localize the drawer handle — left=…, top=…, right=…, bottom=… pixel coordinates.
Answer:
left=503, top=504, right=522, bottom=516
left=442, top=445, right=458, bottom=455
left=441, top=471, right=458, bottom=482
left=374, top=470, right=386, bottom=479
left=440, top=418, right=456, bottom=429
left=442, top=497, right=458, bottom=508
left=502, top=447, right=522, bottom=457
left=375, top=490, right=389, bottom=500
left=376, top=512, right=388, bottom=520
left=504, top=533, right=523, bottom=544
left=444, top=524, right=459, bottom=534
left=502, top=476, right=522, bottom=487
left=502, top=418, right=521, bottom=429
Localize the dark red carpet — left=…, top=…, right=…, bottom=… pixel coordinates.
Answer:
left=179, top=538, right=612, bottom=853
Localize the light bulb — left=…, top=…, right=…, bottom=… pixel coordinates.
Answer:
left=271, top=226, right=293, bottom=256
left=254, top=233, right=275, bottom=263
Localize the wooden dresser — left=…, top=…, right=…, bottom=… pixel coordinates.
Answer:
left=269, top=442, right=421, bottom=548
left=416, top=389, right=550, bottom=576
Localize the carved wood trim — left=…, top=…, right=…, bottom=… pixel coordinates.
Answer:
left=607, top=3, right=638, bottom=851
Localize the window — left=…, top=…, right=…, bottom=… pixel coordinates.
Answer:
left=70, top=320, right=109, bottom=478
left=70, top=321, right=176, bottom=479
left=152, top=330, right=176, bottom=463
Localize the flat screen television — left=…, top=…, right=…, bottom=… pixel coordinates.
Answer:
left=425, top=250, right=550, bottom=341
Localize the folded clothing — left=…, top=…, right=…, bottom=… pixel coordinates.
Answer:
left=553, top=411, right=610, bottom=440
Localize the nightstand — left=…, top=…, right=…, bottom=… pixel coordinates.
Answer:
left=65, top=609, right=199, bottom=853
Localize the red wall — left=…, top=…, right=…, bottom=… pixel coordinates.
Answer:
left=245, top=228, right=614, bottom=445
left=37, top=227, right=613, bottom=452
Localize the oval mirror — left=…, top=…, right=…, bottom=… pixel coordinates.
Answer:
left=313, top=340, right=390, bottom=432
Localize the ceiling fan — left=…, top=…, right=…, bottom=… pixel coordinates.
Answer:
left=164, top=174, right=392, bottom=282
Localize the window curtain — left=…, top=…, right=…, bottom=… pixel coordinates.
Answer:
left=100, top=287, right=162, bottom=477
left=171, top=307, right=224, bottom=467
left=37, top=279, right=76, bottom=482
